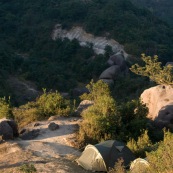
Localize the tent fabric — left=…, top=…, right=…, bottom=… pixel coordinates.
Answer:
left=130, top=158, right=150, bottom=173
left=77, top=140, right=135, bottom=172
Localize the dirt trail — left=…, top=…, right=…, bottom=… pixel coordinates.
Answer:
left=0, top=117, right=91, bottom=173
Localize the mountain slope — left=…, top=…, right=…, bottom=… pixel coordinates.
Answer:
left=130, top=0, right=173, bottom=26
left=0, top=0, right=173, bottom=98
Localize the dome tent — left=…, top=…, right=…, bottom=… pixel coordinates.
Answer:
left=77, top=140, right=135, bottom=172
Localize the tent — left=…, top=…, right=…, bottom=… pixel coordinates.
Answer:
left=77, top=140, right=135, bottom=172
left=130, top=158, right=150, bottom=173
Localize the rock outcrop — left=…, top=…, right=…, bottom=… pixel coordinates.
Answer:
left=141, top=85, right=173, bottom=128
left=75, top=100, right=94, bottom=116
left=0, top=119, right=19, bottom=140
left=52, top=24, right=128, bottom=58
left=99, top=65, right=120, bottom=80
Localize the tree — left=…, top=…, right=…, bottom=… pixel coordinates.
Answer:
left=130, top=54, right=173, bottom=85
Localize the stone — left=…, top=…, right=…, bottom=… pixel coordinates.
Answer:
left=99, top=65, right=120, bottom=80
left=75, top=100, right=94, bottom=116
left=0, top=120, right=13, bottom=140
left=141, top=85, right=173, bottom=129
left=7, top=120, right=19, bottom=137
left=20, top=129, right=40, bottom=140
left=48, top=116, right=59, bottom=121
left=48, top=122, right=59, bottom=131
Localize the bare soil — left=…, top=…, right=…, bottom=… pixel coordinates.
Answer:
left=0, top=117, right=91, bottom=173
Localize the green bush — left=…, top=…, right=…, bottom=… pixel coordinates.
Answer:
left=0, top=97, right=13, bottom=119
left=36, top=89, right=71, bottom=117
left=146, top=130, right=173, bottom=172
left=77, top=81, right=121, bottom=146
left=13, top=90, right=72, bottom=128
left=127, top=130, right=153, bottom=158
left=130, top=54, right=173, bottom=85
left=118, top=99, right=148, bottom=140
left=19, top=163, right=37, bottom=173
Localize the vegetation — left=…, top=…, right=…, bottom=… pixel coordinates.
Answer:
left=130, top=54, right=173, bottom=85
left=1, top=0, right=173, bottom=99
left=13, top=90, right=72, bottom=128
left=108, top=158, right=126, bottom=173
left=0, top=97, right=13, bottom=119
left=77, top=80, right=148, bottom=147
left=130, top=0, right=173, bottom=26
left=19, top=163, right=37, bottom=173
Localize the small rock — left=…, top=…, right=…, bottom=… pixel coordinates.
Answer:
left=48, top=116, right=59, bottom=121
left=19, top=128, right=26, bottom=134
left=48, top=122, right=59, bottom=131
left=20, top=129, right=40, bottom=140
left=34, top=122, right=40, bottom=127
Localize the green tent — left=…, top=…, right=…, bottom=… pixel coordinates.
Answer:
left=77, top=140, right=135, bottom=172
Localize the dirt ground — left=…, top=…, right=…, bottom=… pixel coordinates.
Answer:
left=0, top=117, right=91, bottom=173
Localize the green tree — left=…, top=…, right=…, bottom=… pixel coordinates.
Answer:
left=130, top=54, right=173, bottom=85
left=78, top=80, right=121, bottom=145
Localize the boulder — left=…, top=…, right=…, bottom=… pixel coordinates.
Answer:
left=75, top=100, right=94, bottom=116
left=99, top=65, right=120, bottom=80
left=48, top=122, right=59, bottom=131
left=141, top=85, right=173, bottom=128
left=6, top=120, right=19, bottom=137
left=0, top=119, right=19, bottom=140
left=72, top=87, right=89, bottom=97
left=20, top=129, right=40, bottom=140
left=107, top=52, right=128, bottom=72
left=0, top=120, right=13, bottom=140
left=100, top=79, right=114, bottom=85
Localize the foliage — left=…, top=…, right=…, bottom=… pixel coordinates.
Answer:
left=0, top=97, right=13, bottom=119
left=130, top=0, right=173, bottom=26
left=0, top=0, right=173, bottom=97
left=13, top=90, right=72, bottom=128
left=130, top=54, right=173, bottom=85
left=118, top=99, right=148, bottom=140
left=36, top=89, right=71, bottom=117
left=146, top=130, right=173, bottom=173
left=108, top=158, right=126, bottom=173
left=77, top=81, right=121, bottom=145
left=127, top=130, right=153, bottom=158
left=19, top=163, right=37, bottom=173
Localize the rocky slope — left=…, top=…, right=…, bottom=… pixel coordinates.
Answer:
left=52, top=24, right=129, bottom=59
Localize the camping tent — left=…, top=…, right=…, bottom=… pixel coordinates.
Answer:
left=77, top=140, right=135, bottom=172
left=130, top=158, right=150, bottom=173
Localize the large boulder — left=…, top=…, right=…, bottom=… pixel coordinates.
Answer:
left=107, top=52, right=128, bottom=72
left=72, top=87, right=89, bottom=97
left=0, top=119, right=18, bottom=140
left=99, top=65, right=120, bottom=80
left=141, top=85, right=173, bottom=128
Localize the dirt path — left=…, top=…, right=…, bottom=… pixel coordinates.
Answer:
left=0, top=117, right=91, bottom=173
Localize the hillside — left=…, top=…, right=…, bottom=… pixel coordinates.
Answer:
left=130, top=0, right=173, bottom=26
left=0, top=0, right=173, bottom=102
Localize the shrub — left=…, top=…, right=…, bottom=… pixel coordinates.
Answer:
left=108, top=158, right=126, bottom=173
left=118, top=99, right=148, bottom=140
left=77, top=81, right=121, bottom=146
left=13, top=90, right=72, bottom=128
left=130, top=54, right=173, bottom=85
left=0, top=97, right=13, bottom=119
left=127, top=130, right=153, bottom=158
left=36, top=89, right=71, bottom=117
left=19, top=163, right=37, bottom=173
left=146, top=130, right=173, bottom=172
